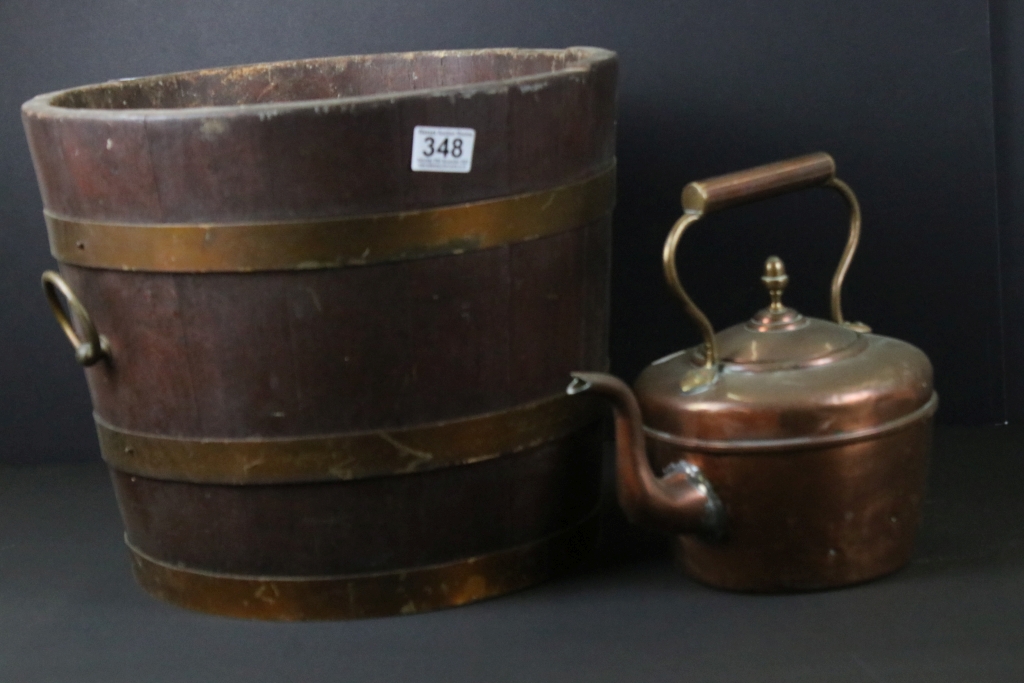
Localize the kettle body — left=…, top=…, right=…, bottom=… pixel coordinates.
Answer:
left=570, top=153, right=936, bottom=591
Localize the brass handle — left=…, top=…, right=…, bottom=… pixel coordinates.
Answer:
left=680, top=152, right=837, bottom=214
left=41, top=271, right=111, bottom=366
left=663, top=152, right=865, bottom=380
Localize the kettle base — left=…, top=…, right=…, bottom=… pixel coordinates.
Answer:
left=671, top=537, right=914, bottom=593
left=656, top=420, right=932, bottom=593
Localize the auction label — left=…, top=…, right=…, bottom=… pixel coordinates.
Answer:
left=411, top=126, right=476, bottom=173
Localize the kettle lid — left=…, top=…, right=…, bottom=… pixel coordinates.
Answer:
left=708, top=256, right=867, bottom=371
left=639, top=256, right=934, bottom=448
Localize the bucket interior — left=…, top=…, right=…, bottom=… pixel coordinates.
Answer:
left=50, top=49, right=596, bottom=110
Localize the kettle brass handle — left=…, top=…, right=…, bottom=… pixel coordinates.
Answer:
left=663, top=152, right=865, bottom=376
left=41, top=271, right=111, bottom=366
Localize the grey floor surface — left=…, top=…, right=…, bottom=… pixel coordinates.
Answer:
left=1, top=425, right=1022, bottom=682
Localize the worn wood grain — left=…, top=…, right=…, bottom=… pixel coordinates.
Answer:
left=25, top=48, right=617, bottom=607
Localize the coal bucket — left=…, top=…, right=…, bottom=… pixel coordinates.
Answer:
left=24, top=47, right=617, bottom=619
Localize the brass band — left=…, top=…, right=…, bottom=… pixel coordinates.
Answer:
left=47, top=166, right=615, bottom=272
left=97, top=391, right=602, bottom=484
left=127, top=510, right=600, bottom=620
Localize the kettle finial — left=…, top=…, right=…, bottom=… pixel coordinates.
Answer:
left=762, top=256, right=788, bottom=312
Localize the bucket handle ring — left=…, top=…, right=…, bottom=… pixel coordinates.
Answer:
left=41, top=271, right=110, bottom=366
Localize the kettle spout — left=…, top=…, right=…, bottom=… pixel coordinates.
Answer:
left=568, top=372, right=724, bottom=537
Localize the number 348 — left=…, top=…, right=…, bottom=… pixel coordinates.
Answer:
left=422, top=137, right=464, bottom=158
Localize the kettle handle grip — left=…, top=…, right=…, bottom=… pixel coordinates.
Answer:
left=663, top=152, right=864, bottom=376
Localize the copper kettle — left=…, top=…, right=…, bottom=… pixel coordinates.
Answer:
left=570, top=153, right=937, bottom=591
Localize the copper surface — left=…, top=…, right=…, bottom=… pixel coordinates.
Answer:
left=568, top=373, right=722, bottom=537
left=127, top=510, right=599, bottom=620
left=97, top=391, right=602, bottom=484
left=654, top=422, right=932, bottom=591
left=636, top=334, right=934, bottom=444
left=569, top=153, right=936, bottom=591
left=574, top=333, right=934, bottom=590
left=46, top=166, right=615, bottom=272
left=643, top=392, right=937, bottom=452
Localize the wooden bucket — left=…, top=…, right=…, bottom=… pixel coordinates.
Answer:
left=24, top=47, right=617, bottom=619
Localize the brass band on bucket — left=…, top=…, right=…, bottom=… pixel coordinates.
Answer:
left=47, top=166, right=615, bottom=272
left=127, top=509, right=600, bottom=620
left=97, top=391, right=602, bottom=484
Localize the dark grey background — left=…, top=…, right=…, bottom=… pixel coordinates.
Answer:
left=992, top=0, right=1024, bottom=422
left=0, top=0, right=1006, bottom=464
left=2, top=5, right=1021, bottom=681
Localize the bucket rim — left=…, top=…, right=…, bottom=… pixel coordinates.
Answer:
left=22, top=46, right=617, bottom=121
